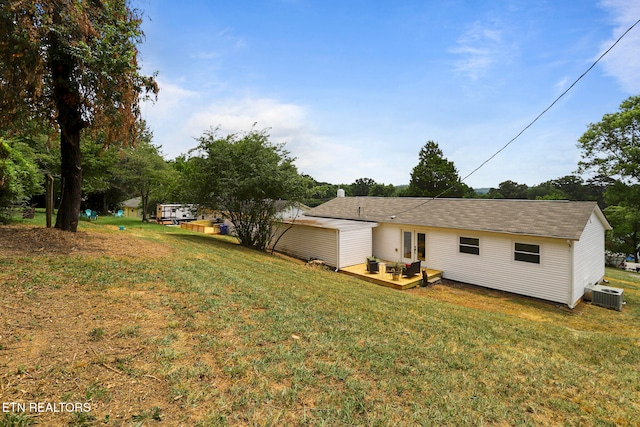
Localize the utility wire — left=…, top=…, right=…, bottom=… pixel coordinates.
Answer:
left=391, top=17, right=640, bottom=217
left=456, top=16, right=640, bottom=189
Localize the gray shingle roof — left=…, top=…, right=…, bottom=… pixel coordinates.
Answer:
left=306, top=197, right=610, bottom=240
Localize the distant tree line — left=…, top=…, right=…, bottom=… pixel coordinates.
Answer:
left=2, top=80, right=640, bottom=256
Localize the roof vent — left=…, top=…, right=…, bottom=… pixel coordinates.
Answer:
left=587, top=284, right=625, bottom=311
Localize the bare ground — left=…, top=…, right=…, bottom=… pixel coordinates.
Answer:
left=0, top=225, right=209, bottom=426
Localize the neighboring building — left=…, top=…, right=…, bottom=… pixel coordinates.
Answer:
left=122, top=197, right=142, bottom=218
left=275, top=200, right=311, bottom=220
left=272, top=196, right=611, bottom=308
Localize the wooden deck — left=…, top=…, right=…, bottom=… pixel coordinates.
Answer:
left=340, top=262, right=443, bottom=290
left=180, top=221, right=221, bottom=234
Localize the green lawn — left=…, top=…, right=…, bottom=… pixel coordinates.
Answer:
left=1, top=211, right=638, bottom=426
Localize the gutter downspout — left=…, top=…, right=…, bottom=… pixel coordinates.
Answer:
left=335, top=229, right=340, bottom=272
left=567, top=239, right=575, bottom=308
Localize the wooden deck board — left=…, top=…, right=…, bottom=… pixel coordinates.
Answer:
left=340, top=263, right=443, bottom=290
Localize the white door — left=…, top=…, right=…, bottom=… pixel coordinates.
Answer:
left=402, top=230, right=426, bottom=264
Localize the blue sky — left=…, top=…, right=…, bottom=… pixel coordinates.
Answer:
left=136, top=0, right=640, bottom=188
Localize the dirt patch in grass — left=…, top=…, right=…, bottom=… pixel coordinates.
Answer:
left=1, top=283, right=214, bottom=425
left=0, top=224, right=172, bottom=258
left=0, top=226, right=213, bottom=425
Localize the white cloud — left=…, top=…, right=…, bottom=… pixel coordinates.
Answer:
left=143, top=85, right=378, bottom=183
left=186, top=97, right=309, bottom=137
left=599, top=0, right=640, bottom=93
left=214, top=27, right=247, bottom=50
left=182, top=97, right=398, bottom=184
left=450, top=21, right=506, bottom=80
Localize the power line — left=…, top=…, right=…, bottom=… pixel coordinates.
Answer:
left=391, top=16, right=640, bottom=217
left=457, top=16, right=640, bottom=187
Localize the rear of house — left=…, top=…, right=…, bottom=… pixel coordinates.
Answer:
left=300, top=197, right=610, bottom=308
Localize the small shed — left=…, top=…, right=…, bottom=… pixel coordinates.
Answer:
left=122, top=197, right=142, bottom=218
left=272, top=216, right=378, bottom=269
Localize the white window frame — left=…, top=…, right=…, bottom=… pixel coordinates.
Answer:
left=459, top=236, right=480, bottom=256
left=514, top=242, right=541, bottom=264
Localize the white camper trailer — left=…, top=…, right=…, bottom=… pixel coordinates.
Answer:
left=156, top=204, right=197, bottom=225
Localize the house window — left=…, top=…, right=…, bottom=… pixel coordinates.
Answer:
left=403, top=231, right=412, bottom=259
left=459, top=237, right=480, bottom=255
left=514, top=243, right=540, bottom=264
left=417, top=233, right=426, bottom=261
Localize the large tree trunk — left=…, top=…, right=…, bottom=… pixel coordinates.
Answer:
left=55, top=131, right=82, bottom=231
left=50, top=21, right=84, bottom=232
left=141, top=187, right=149, bottom=222
left=102, top=193, right=108, bottom=215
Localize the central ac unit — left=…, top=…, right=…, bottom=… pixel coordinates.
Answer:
left=587, top=284, right=625, bottom=311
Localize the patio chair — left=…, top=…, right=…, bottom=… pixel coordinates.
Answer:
left=367, top=259, right=379, bottom=273
left=402, top=261, right=421, bottom=278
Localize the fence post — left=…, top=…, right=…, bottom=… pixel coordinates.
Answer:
left=46, top=174, right=54, bottom=228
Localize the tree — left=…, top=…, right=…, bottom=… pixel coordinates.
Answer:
left=603, top=181, right=640, bottom=262
left=526, top=175, right=609, bottom=204
left=549, top=175, right=585, bottom=200
left=350, top=178, right=376, bottom=196
left=80, top=137, right=123, bottom=213
left=0, top=0, right=158, bottom=231
left=527, top=181, right=567, bottom=200
left=577, top=95, right=640, bottom=183
left=406, top=141, right=469, bottom=197
left=300, top=175, right=339, bottom=207
left=165, top=154, right=197, bottom=204
left=117, top=130, right=175, bottom=221
left=0, top=138, right=42, bottom=222
left=486, top=180, right=529, bottom=199
left=186, top=127, right=306, bottom=251
left=369, top=183, right=397, bottom=197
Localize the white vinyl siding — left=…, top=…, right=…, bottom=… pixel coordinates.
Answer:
left=272, top=219, right=377, bottom=269
left=370, top=223, right=606, bottom=306
left=339, top=228, right=374, bottom=268
left=372, top=224, right=403, bottom=263
left=431, top=230, right=572, bottom=305
left=273, top=224, right=338, bottom=267
left=283, top=203, right=608, bottom=308
left=571, top=211, right=607, bottom=307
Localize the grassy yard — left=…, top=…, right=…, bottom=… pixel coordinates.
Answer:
left=1, top=211, right=639, bottom=426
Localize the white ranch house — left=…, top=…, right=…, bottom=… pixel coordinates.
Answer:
left=272, top=196, right=611, bottom=308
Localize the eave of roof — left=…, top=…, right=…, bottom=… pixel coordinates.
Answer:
left=281, top=216, right=378, bottom=231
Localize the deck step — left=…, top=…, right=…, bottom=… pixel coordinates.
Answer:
left=423, top=270, right=442, bottom=285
